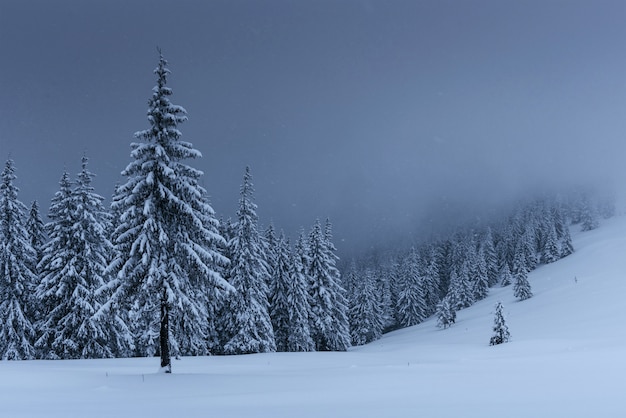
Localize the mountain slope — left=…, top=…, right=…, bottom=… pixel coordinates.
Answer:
left=1, top=216, right=625, bottom=417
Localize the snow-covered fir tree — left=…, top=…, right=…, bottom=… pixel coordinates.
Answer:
left=37, top=157, right=132, bottom=359
left=223, top=167, right=276, bottom=355
left=268, top=232, right=293, bottom=351
left=0, top=159, right=37, bottom=360
left=209, top=217, right=236, bottom=354
left=25, top=200, right=46, bottom=272
left=349, top=268, right=384, bottom=345
left=422, top=246, right=441, bottom=316
left=553, top=205, right=574, bottom=258
left=500, top=263, right=513, bottom=287
left=376, top=263, right=396, bottom=330
left=470, top=245, right=490, bottom=302
left=107, top=183, right=124, bottom=242
left=448, top=261, right=474, bottom=311
left=436, top=295, right=456, bottom=329
left=307, top=219, right=351, bottom=351
left=270, top=233, right=314, bottom=352
left=482, top=228, right=499, bottom=287
left=513, top=268, right=533, bottom=301
left=541, top=223, right=561, bottom=264
left=511, top=241, right=529, bottom=277
left=103, top=51, right=230, bottom=371
left=35, top=170, right=73, bottom=349
left=396, top=247, right=427, bottom=327
left=263, top=223, right=278, bottom=286
left=489, top=301, right=510, bottom=345
left=520, top=228, right=539, bottom=271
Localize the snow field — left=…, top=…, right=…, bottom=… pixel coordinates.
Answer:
left=1, top=216, right=626, bottom=417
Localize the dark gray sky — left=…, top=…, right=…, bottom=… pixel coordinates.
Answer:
left=2, top=0, right=626, bottom=253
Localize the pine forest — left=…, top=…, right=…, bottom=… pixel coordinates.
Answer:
left=0, top=52, right=616, bottom=369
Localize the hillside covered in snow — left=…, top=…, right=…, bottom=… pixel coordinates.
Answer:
left=1, top=214, right=625, bottom=417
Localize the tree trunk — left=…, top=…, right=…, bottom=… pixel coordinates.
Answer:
left=160, top=289, right=171, bottom=373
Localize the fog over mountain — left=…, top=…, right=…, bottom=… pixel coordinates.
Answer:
left=2, top=0, right=625, bottom=254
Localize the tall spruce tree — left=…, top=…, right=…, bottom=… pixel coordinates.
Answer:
left=0, top=159, right=37, bottom=359
left=513, top=268, right=533, bottom=301
left=35, top=171, right=73, bottom=356
left=263, top=223, right=278, bottom=286
left=448, top=261, right=474, bottom=311
left=376, top=263, right=396, bottom=330
left=37, top=157, right=132, bottom=359
left=500, top=263, right=513, bottom=287
left=307, top=219, right=351, bottom=351
left=482, top=228, right=499, bottom=287
left=396, top=247, right=427, bottom=327
left=541, top=223, right=561, bottom=264
left=436, top=295, right=456, bottom=329
left=223, top=167, right=276, bottom=354
left=349, top=268, right=384, bottom=345
left=25, top=200, right=46, bottom=272
left=103, top=51, right=230, bottom=371
left=470, top=246, right=490, bottom=301
left=422, top=246, right=441, bottom=316
left=270, top=233, right=314, bottom=352
left=553, top=205, right=574, bottom=258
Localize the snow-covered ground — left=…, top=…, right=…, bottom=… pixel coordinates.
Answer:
left=2, top=216, right=626, bottom=418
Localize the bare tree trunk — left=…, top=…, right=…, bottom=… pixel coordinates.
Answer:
left=160, top=289, right=171, bottom=373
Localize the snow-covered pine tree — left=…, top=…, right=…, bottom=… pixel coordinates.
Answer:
left=25, top=200, right=46, bottom=272
left=375, top=264, right=395, bottom=331
left=396, top=247, right=427, bottom=327
left=499, top=263, right=513, bottom=287
left=541, top=223, right=560, bottom=264
left=223, top=167, right=276, bottom=354
left=37, top=157, right=132, bottom=359
left=448, top=261, right=474, bottom=311
left=496, top=222, right=516, bottom=273
left=208, top=217, right=236, bottom=355
left=107, top=183, right=123, bottom=241
left=270, top=232, right=314, bottom=352
left=511, top=241, right=529, bottom=277
left=0, top=159, right=37, bottom=360
left=74, top=157, right=133, bottom=358
left=349, top=268, right=384, bottom=345
left=470, top=245, right=489, bottom=302
left=295, top=228, right=311, bottom=279
left=553, top=205, right=574, bottom=258
left=24, top=199, right=46, bottom=323
left=269, top=232, right=294, bottom=351
left=103, top=51, right=230, bottom=371
left=386, top=256, right=403, bottom=329
left=482, top=227, right=499, bottom=287
left=263, top=223, right=278, bottom=285
left=285, top=245, right=315, bottom=352
left=343, top=260, right=359, bottom=306
left=489, top=301, right=510, bottom=345
left=422, top=246, right=441, bottom=316
left=35, top=171, right=73, bottom=358
left=436, top=295, right=456, bottom=329
left=307, top=219, right=351, bottom=351
left=520, top=228, right=538, bottom=271
left=513, top=268, right=533, bottom=301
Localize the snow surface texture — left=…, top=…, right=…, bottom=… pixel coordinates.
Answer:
left=1, top=217, right=625, bottom=417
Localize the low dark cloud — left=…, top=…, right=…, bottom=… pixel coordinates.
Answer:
left=2, top=0, right=626, bottom=254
